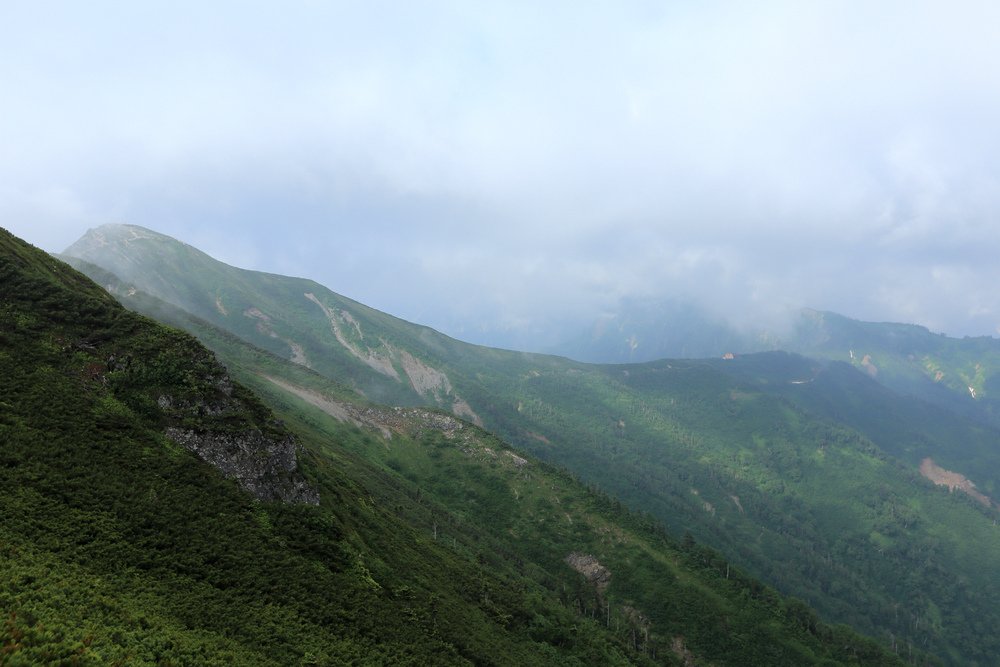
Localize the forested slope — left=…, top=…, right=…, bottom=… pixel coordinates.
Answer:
left=2, top=228, right=644, bottom=664
left=3, top=227, right=918, bottom=664
left=62, top=223, right=1000, bottom=664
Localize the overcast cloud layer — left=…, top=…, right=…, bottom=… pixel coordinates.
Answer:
left=4, top=1, right=1000, bottom=344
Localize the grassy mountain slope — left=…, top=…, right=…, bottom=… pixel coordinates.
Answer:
left=2, top=228, right=650, bottom=665
left=49, top=254, right=918, bottom=664
left=62, top=223, right=1000, bottom=665
left=245, top=367, right=904, bottom=666
left=1, top=229, right=915, bottom=664
left=65, top=224, right=462, bottom=408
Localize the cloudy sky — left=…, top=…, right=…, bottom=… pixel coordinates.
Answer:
left=4, top=1, right=1000, bottom=345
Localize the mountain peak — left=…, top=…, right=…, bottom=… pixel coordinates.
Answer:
left=67, top=223, right=169, bottom=250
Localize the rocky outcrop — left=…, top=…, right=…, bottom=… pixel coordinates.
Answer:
left=154, top=367, right=319, bottom=505
left=565, top=552, right=611, bottom=592
left=165, top=426, right=319, bottom=504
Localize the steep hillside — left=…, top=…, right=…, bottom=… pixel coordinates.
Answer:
left=65, top=223, right=476, bottom=409
left=249, top=369, right=911, bottom=666
left=62, top=223, right=1000, bottom=665
left=1, top=229, right=639, bottom=664
left=3, top=227, right=914, bottom=664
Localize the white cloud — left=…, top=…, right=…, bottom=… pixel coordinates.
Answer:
left=4, top=1, right=1000, bottom=339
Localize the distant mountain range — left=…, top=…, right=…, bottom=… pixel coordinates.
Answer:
left=542, top=294, right=1000, bottom=414
left=50, top=222, right=1000, bottom=664
left=540, top=291, right=1000, bottom=437
left=534, top=296, right=776, bottom=363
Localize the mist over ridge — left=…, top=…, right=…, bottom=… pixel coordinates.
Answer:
left=63, top=222, right=999, bottom=383
left=7, top=2, right=1000, bottom=349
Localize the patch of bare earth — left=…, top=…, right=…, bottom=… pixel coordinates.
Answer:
left=259, top=377, right=507, bottom=462
left=244, top=307, right=278, bottom=338
left=527, top=431, right=551, bottom=445
left=920, top=457, right=993, bottom=508
left=303, top=293, right=399, bottom=379
left=302, top=294, right=486, bottom=426
left=396, top=351, right=484, bottom=425
left=287, top=341, right=310, bottom=368
left=399, top=350, right=451, bottom=396
left=243, top=309, right=310, bottom=367
left=260, top=375, right=363, bottom=428
left=452, top=397, right=483, bottom=427
left=861, top=354, right=878, bottom=377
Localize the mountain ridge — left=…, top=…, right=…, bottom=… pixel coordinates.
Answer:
left=60, top=222, right=1000, bottom=664
left=3, top=224, right=912, bottom=665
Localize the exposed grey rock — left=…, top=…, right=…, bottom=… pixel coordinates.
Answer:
left=565, top=552, right=612, bottom=592
left=165, top=426, right=319, bottom=505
